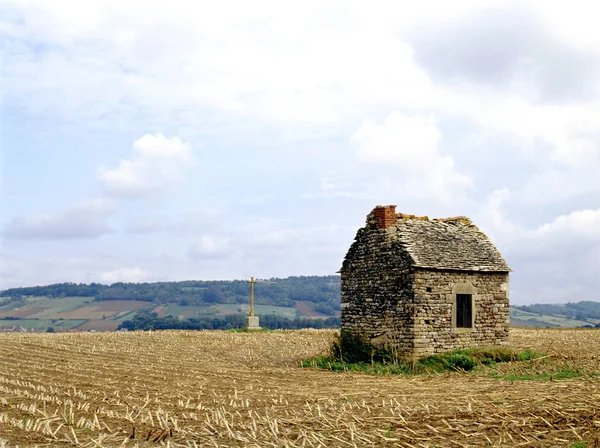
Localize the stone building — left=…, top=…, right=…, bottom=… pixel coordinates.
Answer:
left=340, top=205, right=510, bottom=358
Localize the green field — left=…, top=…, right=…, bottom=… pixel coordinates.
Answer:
left=0, top=299, right=298, bottom=331
left=0, top=318, right=87, bottom=330
left=252, top=304, right=299, bottom=318
left=162, top=304, right=224, bottom=317
left=162, top=303, right=299, bottom=319
left=0, top=296, right=94, bottom=317
left=509, top=308, right=598, bottom=328
left=0, top=296, right=144, bottom=331
left=113, top=310, right=138, bottom=321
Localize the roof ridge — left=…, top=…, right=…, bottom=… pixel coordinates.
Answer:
left=434, top=216, right=468, bottom=222
left=397, top=213, right=430, bottom=221
left=396, top=214, right=473, bottom=225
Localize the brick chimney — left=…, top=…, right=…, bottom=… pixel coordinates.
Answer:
left=371, top=205, right=397, bottom=228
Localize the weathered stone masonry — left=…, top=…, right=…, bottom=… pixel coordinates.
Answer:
left=340, top=205, right=510, bottom=358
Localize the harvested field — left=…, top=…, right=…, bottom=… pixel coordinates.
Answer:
left=93, top=301, right=149, bottom=313
left=152, top=305, right=168, bottom=318
left=294, top=300, right=331, bottom=318
left=54, top=307, right=108, bottom=320
left=55, top=301, right=146, bottom=320
left=75, top=319, right=120, bottom=332
left=0, top=328, right=599, bottom=447
left=0, top=306, right=49, bottom=319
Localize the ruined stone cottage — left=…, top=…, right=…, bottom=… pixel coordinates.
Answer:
left=340, top=205, right=510, bottom=358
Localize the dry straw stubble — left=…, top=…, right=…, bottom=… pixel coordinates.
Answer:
left=0, top=328, right=599, bottom=447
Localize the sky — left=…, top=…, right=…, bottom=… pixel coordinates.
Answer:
left=1, top=0, right=599, bottom=304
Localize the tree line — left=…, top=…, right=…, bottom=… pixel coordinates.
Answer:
left=118, top=311, right=341, bottom=331
left=0, top=276, right=341, bottom=315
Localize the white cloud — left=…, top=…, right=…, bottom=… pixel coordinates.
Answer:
left=2, top=198, right=116, bottom=240
left=2, top=1, right=434, bottom=130
left=354, top=113, right=441, bottom=165
left=470, top=96, right=600, bottom=168
left=0, top=251, right=110, bottom=289
left=475, top=197, right=600, bottom=303
left=479, top=190, right=600, bottom=255
left=188, top=236, right=232, bottom=259
left=100, top=267, right=147, bottom=284
left=6, top=0, right=600, bottom=171
left=476, top=188, right=520, bottom=244
left=0, top=256, right=27, bottom=289
left=521, top=209, right=600, bottom=303
left=352, top=113, right=472, bottom=199
left=535, top=1, right=600, bottom=52
left=98, top=133, right=197, bottom=198
left=2, top=1, right=600, bottom=304
left=533, top=209, right=600, bottom=250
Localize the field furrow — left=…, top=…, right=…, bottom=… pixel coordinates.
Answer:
left=1, top=329, right=599, bottom=447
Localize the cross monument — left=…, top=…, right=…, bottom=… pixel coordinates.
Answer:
left=244, top=277, right=261, bottom=330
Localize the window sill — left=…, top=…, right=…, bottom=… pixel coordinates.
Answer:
left=453, top=327, right=475, bottom=333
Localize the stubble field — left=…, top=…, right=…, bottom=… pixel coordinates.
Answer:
left=0, top=328, right=599, bottom=447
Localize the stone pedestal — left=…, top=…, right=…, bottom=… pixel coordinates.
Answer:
left=244, top=316, right=261, bottom=330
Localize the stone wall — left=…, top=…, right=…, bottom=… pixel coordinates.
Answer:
left=411, top=269, right=510, bottom=356
left=340, top=215, right=415, bottom=355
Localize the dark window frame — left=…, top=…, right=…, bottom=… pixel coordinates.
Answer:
left=456, top=294, right=472, bottom=328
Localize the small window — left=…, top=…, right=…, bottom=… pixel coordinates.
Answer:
left=456, top=294, right=472, bottom=328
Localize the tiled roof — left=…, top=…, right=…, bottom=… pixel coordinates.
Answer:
left=393, top=215, right=510, bottom=272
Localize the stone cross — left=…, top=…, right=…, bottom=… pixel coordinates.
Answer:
left=245, top=277, right=261, bottom=330
left=248, top=276, right=257, bottom=317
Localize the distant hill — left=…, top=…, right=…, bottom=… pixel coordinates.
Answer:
left=511, top=302, right=600, bottom=328
left=0, top=275, right=341, bottom=312
left=2, top=277, right=599, bottom=331
left=0, top=276, right=341, bottom=331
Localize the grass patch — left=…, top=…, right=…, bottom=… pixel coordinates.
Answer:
left=489, top=366, right=584, bottom=381
left=302, top=331, right=546, bottom=376
left=418, top=346, right=540, bottom=373
left=300, top=356, right=410, bottom=375
left=113, top=310, right=137, bottom=321
left=570, top=442, right=588, bottom=448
